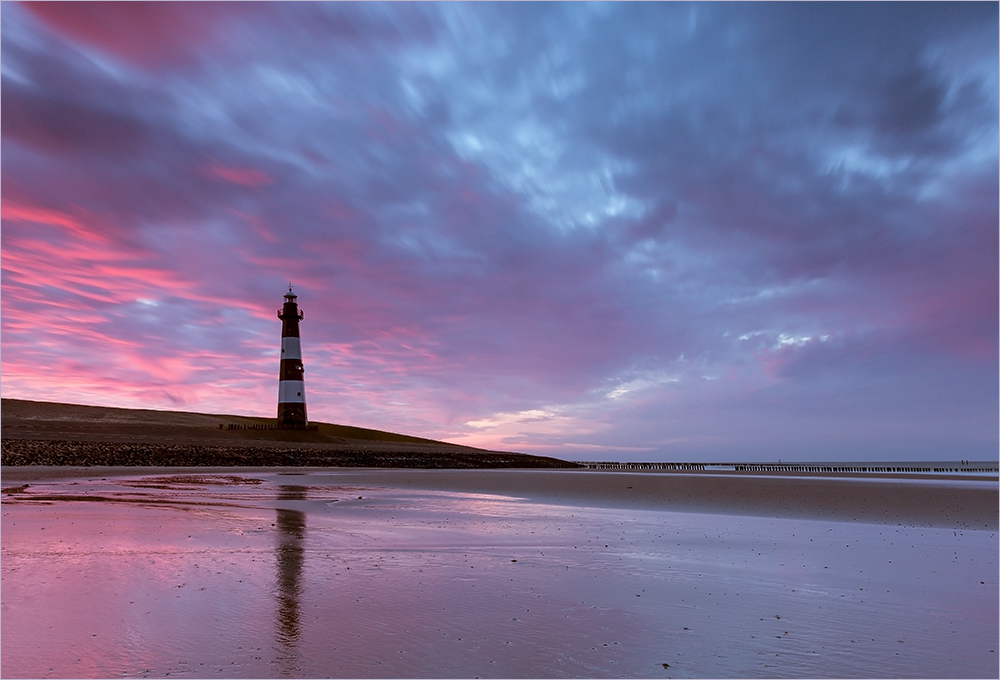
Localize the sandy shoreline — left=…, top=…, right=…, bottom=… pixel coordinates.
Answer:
left=3, top=465, right=995, bottom=529
left=4, top=466, right=997, bottom=678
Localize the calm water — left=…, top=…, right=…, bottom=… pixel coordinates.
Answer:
left=2, top=471, right=997, bottom=678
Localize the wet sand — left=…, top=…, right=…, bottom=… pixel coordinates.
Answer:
left=2, top=468, right=997, bottom=679
left=4, top=465, right=996, bottom=529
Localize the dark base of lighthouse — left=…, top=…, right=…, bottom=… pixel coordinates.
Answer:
left=277, top=404, right=308, bottom=430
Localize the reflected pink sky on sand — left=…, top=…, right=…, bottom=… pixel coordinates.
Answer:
left=2, top=471, right=997, bottom=679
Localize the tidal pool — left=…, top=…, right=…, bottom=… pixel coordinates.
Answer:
left=2, top=470, right=996, bottom=678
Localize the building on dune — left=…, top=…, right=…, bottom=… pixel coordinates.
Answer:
left=277, top=285, right=308, bottom=429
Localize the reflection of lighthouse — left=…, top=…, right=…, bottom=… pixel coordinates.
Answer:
left=274, top=485, right=306, bottom=676
left=277, top=286, right=307, bottom=429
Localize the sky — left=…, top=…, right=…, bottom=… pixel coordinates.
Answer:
left=1, top=2, right=997, bottom=463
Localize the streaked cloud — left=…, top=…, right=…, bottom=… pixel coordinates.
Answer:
left=2, top=2, right=996, bottom=461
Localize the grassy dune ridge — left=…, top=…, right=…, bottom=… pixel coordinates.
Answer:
left=1, top=398, right=578, bottom=469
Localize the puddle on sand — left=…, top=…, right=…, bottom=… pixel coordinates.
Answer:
left=1, top=472, right=997, bottom=678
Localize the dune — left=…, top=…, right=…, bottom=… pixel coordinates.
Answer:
left=0, top=398, right=578, bottom=468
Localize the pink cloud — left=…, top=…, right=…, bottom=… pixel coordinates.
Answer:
left=201, top=162, right=275, bottom=188
left=22, top=1, right=243, bottom=69
left=1, top=200, right=109, bottom=244
left=227, top=209, right=281, bottom=245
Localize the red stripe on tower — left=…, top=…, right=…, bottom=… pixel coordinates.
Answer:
left=277, top=285, right=307, bottom=429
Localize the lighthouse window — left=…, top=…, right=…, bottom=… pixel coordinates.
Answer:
left=297, top=392, right=301, bottom=397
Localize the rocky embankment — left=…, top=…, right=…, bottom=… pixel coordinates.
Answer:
left=1, top=438, right=579, bottom=469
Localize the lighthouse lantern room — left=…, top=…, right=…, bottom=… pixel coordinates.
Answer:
left=277, top=285, right=308, bottom=428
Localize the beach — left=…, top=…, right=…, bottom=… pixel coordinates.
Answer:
left=2, top=467, right=997, bottom=678
left=3, top=465, right=996, bottom=529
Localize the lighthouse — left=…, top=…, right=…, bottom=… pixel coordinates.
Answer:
left=277, top=285, right=307, bottom=429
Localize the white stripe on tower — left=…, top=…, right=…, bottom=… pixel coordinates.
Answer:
left=278, top=381, right=306, bottom=403
left=277, top=285, right=308, bottom=428
left=281, top=337, right=302, bottom=360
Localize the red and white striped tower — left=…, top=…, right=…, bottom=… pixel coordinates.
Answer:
left=277, top=285, right=307, bottom=429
